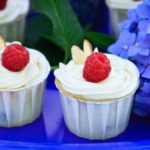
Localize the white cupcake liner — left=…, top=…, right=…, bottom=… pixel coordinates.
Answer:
left=59, top=91, right=135, bottom=140
left=0, top=80, right=46, bottom=127
left=105, top=0, right=141, bottom=37
left=108, top=8, right=127, bottom=37
left=0, top=15, right=26, bottom=42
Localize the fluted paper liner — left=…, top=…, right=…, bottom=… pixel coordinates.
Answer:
left=59, top=92, right=134, bottom=140
left=0, top=80, right=46, bottom=127
left=108, top=9, right=127, bottom=37
left=56, top=80, right=137, bottom=140
left=105, top=0, right=141, bottom=37
left=106, top=0, right=127, bottom=37
left=0, top=15, right=26, bottom=42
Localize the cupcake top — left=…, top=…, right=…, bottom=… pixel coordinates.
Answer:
left=0, top=37, right=50, bottom=90
left=106, top=0, right=142, bottom=9
left=0, top=0, right=29, bottom=24
left=54, top=40, right=139, bottom=101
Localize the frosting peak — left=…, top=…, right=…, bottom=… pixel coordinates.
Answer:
left=0, top=42, right=50, bottom=90
left=0, top=0, right=29, bottom=24
left=106, top=0, right=142, bottom=9
left=54, top=54, right=139, bottom=101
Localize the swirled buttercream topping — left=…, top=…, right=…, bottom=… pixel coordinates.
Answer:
left=0, top=42, right=50, bottom=89
left=54, top=54, right=139, bottom=100
left=0, top=0, right=29, bottom=24
left=106, top=0, right=142, bottom=9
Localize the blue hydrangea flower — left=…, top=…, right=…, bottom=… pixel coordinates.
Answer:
left=144, top=0, right=150, bottom=6
left=128, top=35, right=150, bottom=58
left=139, top=20, right=150, bottom=35
left=108, top=1, right=150, bottom=116
left=108, top=30, right=136, bottom=58
left=137, top=3, right=150, bottom=19
left=119, top=9, right=138, bottom=32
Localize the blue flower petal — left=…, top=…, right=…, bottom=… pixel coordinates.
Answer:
left=142, top=35, right=150, bottom=48
left=137, top=34, right=150, bottom=50
left=137, top=3, right=150, bottom=19
left=138, top=20, right=150, bottom=34
left=142, top=65, right=150, bottom=79
left=137, top=32, right=147, bottom=42
left=119, top=9, right=138, bottom=32
left=138, top=47, right=150, bottom=56
left=108, top=43, right=123, bottom=55
left=128, top=45, right=139, bottom=57
left=137, top=63, right=145, bottom=74
left=118, top=30, right=136, bottom=46
left=119, top=20, right=132, bottom=30
left=133, top=102, right=150, bottom=116
left=137, top=55, right=150, bottom=65
left=147, top=24, right=150, bottom=34
left=119, top=20, right=138, bottom=32
left=142, top=82, right=150, bottom=93
left=135, top=93, right=150, bottom=106
left=120, top=50, right=129, bottom=59
left=145, top=0, right=150, bottom=6
left=128, top=9, right=138, bottom=20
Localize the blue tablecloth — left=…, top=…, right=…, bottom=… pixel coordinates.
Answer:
left=0, top=73, right=150, bottom=149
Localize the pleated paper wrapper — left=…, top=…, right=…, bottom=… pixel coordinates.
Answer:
left=108, top=9, right=127, bottom=37
left=59, top=92, right=134, bottom=140
left=105, top=0, right=142, bottom=37
left=0, top=15, right=27, bottom=42
left=0, top=80, right=46, bottom=127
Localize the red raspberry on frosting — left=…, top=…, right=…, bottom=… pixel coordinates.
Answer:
left=83, top=52, right=111, bottom=83
left=2, top=44, right=30, bottom=72
left=0, top=0, right=7, bottom=10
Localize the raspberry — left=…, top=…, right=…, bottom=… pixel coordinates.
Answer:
left=2, top=44, right=30, bottom=72
left=0, top=0, right=7, bottom=10
left=83, top=52, right=111, bottom=83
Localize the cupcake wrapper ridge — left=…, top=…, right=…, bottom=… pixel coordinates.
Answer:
left=0, top=80, right=46, bottom=127
left=0, top=15, right=26, bottom=42
left=59, top=91, right=134, bottom=140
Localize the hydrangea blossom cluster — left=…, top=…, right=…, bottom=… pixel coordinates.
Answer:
left=108, top=0, right=150, bottom=116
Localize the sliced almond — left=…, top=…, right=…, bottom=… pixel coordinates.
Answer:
left=83, top=39, right=92, bottom=57
left=0, top=36, right=6, bottom=50
left=71, top=45, right=86, bottom=64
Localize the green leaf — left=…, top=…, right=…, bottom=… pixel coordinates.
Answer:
left=24, top=14, right=52, bottom=47
left=24, top=15, right=64, bottom=67
left=33, top=0, right=84, bottom=63
left=85, top=31, right=115, bottom=50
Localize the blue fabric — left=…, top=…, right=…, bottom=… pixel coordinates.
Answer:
left=1, top=1, right=150, bottom=148
left=0, top=73, right=149, bottom=149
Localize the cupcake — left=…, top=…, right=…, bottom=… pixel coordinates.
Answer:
left=105, top=0, right=142, bottom=37
left=0, top=0, right=29, bottom=42
left=0, top=36, right=50, bottom=127
left=54, top=40, right=139, bottom=140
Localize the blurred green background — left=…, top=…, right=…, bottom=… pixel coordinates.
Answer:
left=24, top=0, right=115, bottom=70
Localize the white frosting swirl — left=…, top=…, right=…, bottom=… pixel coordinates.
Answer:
left=106, top=0, right=142, bottom=9
left=54, top=54, right=139, bottom=100
left=0, top=0, right=29, bottom=24
left=0, top=42, right=50, bottom=90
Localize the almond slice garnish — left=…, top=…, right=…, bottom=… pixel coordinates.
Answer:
left=83, top=39, right=92, bottom=57
left=0, top=36, right=6, bottom=50
left=71, top=45, right=86, bottom=64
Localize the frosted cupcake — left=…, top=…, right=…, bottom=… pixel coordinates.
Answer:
left=105, top=0, right=142, bottom=37
left=54, top=40, right=139, bottom=140
left=0, top=0, right=29, bottom=42
left=0, top=37, right=50, bottom=127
